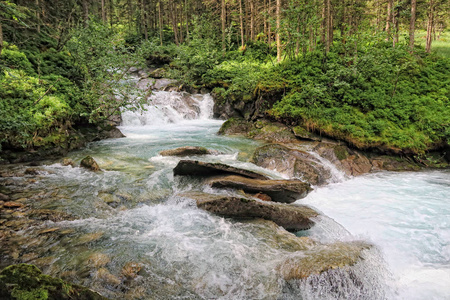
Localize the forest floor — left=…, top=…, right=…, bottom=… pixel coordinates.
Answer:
left=416, top=30, right=450, bottom=58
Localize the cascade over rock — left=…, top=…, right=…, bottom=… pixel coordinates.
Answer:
left=208, top=175, right=312, bottom=203
left=173, top=160, right=270, bottom=180
left=180, top=191, right=319, bottom=231
left=252, top=144, right=333, bottom=185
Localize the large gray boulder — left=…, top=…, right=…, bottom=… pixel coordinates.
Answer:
left=173, top=160, right=270, bottom=180
left=180, top=192, right=318, bottom=231
left=208, top=175, right=312, bottom=203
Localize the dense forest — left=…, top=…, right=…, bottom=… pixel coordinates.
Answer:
left=0, top=0, right=449, bottom=160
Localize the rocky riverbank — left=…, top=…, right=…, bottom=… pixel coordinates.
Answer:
left=218, top=117, right=450, bottom=176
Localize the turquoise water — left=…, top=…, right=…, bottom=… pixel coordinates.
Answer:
left=2, top=91, right=448, bottom=299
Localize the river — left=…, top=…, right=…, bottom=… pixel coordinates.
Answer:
left=1, top=90, right=449, bottom=299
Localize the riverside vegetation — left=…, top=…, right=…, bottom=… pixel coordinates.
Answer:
left=1, top=21, right=449, bottom=163
left=1, top=1, right=449, bottom=298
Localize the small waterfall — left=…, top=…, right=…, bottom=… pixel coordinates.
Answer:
left=121, top=91, right=214, bottom=126
left=307, top=151, right=347, bottom=183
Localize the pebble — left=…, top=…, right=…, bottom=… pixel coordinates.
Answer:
left=3, top=201, right=25, bottom=209
left=121, top=262, right=143, bottom=279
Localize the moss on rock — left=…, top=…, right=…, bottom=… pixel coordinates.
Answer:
left=0, top=264, right=108, bottom=300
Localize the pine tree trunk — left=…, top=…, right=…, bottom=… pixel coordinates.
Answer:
left=393, top=4, right=399, bottom=47
left=222, top=0, right=226, bottom=52
left=276, top=0, right=281, bottom=61
left=0, top=20, right=3, bottom=56
left=326, top=0, right=332, bottom=52
left=143, top=0, right=149, bottom=40
left=110, top=0, right=114, bottom=27
left=385, top=0, right=393, bottom=38
left=127, top=0, right=133, bottom=32
left=159, top=0, right=163, bottom=45
left=409, top=0, right=416, bottom=51
left=268, top=0, right=271, bottom=45
left=263, top=0, right=267, bottom=38
left=185, top=0, right=189, bottom=41
left=179, top=2, right=184, bottom=44
left=425, top=0, right=434, bottom=53
left=250, top=0, right=255, bottom=40
left=36, top=0, right=41, bottom=33
left=101, top=0, right=106, bottom=22
left=83, top=0, right=89, bottom=26
left=321, top=0, right=326, bottom=45
left=240, top=0, right=245, bottom=47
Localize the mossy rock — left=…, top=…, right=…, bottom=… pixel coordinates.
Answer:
left=334, top=145, right=350, bottom=161
left=0, top=264, right=108, bottom=299
left=217, top=118, right=251, bottom=136
left=80, top=156, right=100, bottom=172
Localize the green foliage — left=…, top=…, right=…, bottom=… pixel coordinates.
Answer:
left=0, top=67, right=79, bottom=150
left=139, top=37, right=178, bottom=65
left=204, top=60, right=271, bottom=101
left=0, top=46, right=35, bottom=75
left=66, top=20, right=147, bottom=123
left=269, top=41, right=450, bottom=154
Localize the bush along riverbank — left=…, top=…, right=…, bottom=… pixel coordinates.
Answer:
left=198, top=39, right=450, bottom=167
left=0, top=21, right=148, bottom=164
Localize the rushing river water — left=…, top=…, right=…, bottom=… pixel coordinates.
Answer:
left=1, top=90, right=449, bottom=299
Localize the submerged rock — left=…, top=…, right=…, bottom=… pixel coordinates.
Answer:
left=80, top=156, right=101, bottom=172
left=277, top=241, right=372, bottom=280
left=243, top=219, right=317, bottom=252
left=61, top=158, right=75, bottom=167
left=3, top=201, right=25, bottom=209
left=173, top=160, right=270, bottom=180
left=160, top=146, right=212, bottom=157
left=180, top=192, right=318, bottom=231
left=0, top=264, right=108, bottom=299
left=208, top=175, right=312, bottom=203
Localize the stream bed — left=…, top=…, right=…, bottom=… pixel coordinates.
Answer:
left=0, top=91, right=449, bottom=299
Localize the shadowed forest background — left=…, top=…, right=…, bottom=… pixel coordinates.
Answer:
left=0, top=0, right=449, bottom=160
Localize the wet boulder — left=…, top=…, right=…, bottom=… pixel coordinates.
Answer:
left=277, top=241, right=372, bottom=280
left=313, top=144, right=373, bottom=176
left=251, top=144, right=332, bottom=185
left=179, top=192, right=319, bottom=231
left=173, top=160, right=270, bottom=180
left=208, top=175, right=312, bottom=203
left=80, top=156, right=101, bottom=172
left=160, top=146, right=212, bottom=157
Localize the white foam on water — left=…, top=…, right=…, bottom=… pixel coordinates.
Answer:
left=299, top=171, right=450, bottom=299
left=121, top=91, right=215, bottom=127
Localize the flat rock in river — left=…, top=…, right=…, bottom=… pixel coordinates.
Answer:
left=173, top=160, right=270, bottom=180
left=160, top=146, right=212, bottom=157
left=179, top=191, right=319, bottom=231
left=208, top=175, right=312, bottom=203
left=277, top=241, right=372, bottom=280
